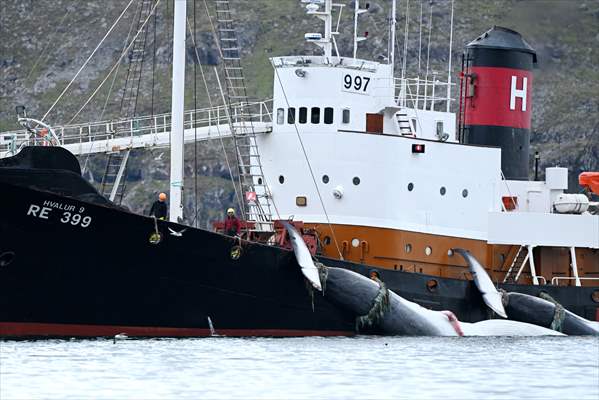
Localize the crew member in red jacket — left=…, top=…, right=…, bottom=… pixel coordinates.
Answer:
left=224, top=208, right=241, bottom=236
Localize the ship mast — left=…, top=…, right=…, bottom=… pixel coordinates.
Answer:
left=170, top=0, right=186, bottom=223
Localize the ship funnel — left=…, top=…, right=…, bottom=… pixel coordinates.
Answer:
left=459, top=26, right=537, bottom=180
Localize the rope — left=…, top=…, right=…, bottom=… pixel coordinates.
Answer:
left=66, top=0, right=162, bottom=125
left=356, top=278, right=390, bottom=331
left=41, top=0, right=136, bottom=123
left=539, top=291, right=566, bottom=333
left=272, top=66, right=344, bottom=260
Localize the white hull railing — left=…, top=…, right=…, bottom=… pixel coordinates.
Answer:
left=0, top=100, right=273, bottom=157
left=395, top=77, right=455, bottom=111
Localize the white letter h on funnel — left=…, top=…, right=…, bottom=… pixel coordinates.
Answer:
left=510, top=76, right=527, bottom=112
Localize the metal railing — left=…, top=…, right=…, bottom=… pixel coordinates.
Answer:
left=395, top=76, right=455, bottom=111
left=0, top=100, right=273, bottom=156
left=271, top=56, right=379, bottom=72
left=551, top=277, right=599, bottom=286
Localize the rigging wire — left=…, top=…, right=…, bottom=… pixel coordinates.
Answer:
left=424, top=2, right=433, bottom=109
left=100, top=7, right=137, bottom=120
left=41, top=0, right=135, bottom=124
left=193, top=0, right=199, bottom=228
left=66, top=0, right=162, bottom=125
left=151, top=0, right=158, bottom=116
left=201, top=0, right=281, bottom=222
left=201, top=0, right=247, bottom=219
left=271, top=66, right=344, bottom=260
left=401, top=0, right=410, bottom=80
left=130, top=1, right=154, bottom=118
left=185, top=17, right=245, bottom=218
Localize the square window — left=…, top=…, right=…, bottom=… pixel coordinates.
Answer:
left=299, top=107, right=307, bottom=124
left=276, top=108, right=284, bottom=125
left=342, top=109, right=350, bottom=124
left=324, top=107, right=334, bottom=124
left=287, top=108, right=296, bottom=124
left=311, top=107, right=320, bottom=124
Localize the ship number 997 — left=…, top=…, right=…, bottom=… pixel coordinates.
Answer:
left=60, top=212, right=92, bottom=228
left=343, top=74, right=370, bottom=92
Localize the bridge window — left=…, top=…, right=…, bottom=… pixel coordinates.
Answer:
left=311, top=107, right=320, bottom=124
left=299, top=107, right=307, bottom=124
left=324, top=107, right=334, bottom=124
left=342, top=109, right=350, bottom=124
left=277, top=108, right=284, bottom=125
left=287, top=108, right=296, bottom=124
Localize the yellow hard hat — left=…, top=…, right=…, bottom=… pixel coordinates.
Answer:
left=227, top=208, right=235, bottom=214
left=159, top=192, right=167, bottom=201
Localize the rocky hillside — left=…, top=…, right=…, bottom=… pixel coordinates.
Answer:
left=1, top=0, right=598, bottom=226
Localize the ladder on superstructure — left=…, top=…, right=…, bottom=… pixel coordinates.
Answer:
left=503, top=245, right=528, bottom=283
left=101, top=0, right=155, bottom=203
left=214, top=0, right=274, bottom=232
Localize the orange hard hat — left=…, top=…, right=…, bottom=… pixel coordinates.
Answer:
left=159, top=192, right=167, bottom=201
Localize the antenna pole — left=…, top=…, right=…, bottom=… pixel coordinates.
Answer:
left=446, top=0, right=454, bottom=112
left=169, top=0, right=186, bottom=223
left=353, top=0, right=359, bottom=58
left=390, top=0, right=396, bottom=74
left=324, top=0, right=332, bottom=58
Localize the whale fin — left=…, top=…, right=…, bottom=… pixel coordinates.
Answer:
left=453, top=248, right=507, bottom=318
left=282, top=221, right=322, bottom=291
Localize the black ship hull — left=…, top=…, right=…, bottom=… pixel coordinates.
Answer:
left=1, top=149, right=597, bottom=338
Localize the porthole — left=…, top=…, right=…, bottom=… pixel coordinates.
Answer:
left=592, top=290, right=599, bottom=304
left=425, top=246, right=432, bottom=256
left=353, top=177, right=360, bottom=185
left=323, top=236, right=331, bottom=245
left=405, top=244, right=412, bottom=253
left=440, top=187, right=446, bottom=196
left=408, top=182, right=414, bottom=191
left=257, top=178, right=263, bottom=185
left=462, top=189, right=468, bottom=198
left=278, top=175, right=285, bottom=184
left=351, top=238, right=360, bottom=247
left=322, top=175, right=329, bottom=184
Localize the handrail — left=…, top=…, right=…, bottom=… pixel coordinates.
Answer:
left=0, top=100, right=273, bottom=156
left=551, top=277, right=599, bottom=286
left=395, top=77, right=455, bottom=111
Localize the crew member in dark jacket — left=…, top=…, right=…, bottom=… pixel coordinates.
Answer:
left=224, top=207, right=241, bottom=236
left=149, top=192, right=168, bottom=220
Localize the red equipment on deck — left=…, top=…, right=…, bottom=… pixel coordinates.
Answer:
left=579, top=172, right=599, bottom=195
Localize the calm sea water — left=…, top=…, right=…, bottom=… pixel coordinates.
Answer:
left=1, top=336, right=598, bottom=400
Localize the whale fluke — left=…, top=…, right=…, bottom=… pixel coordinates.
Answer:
left=453, top=248, right=507, bottom=318
left=282, top=221, right=322, bottom=291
